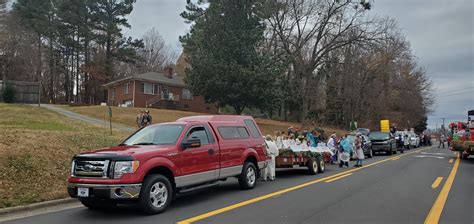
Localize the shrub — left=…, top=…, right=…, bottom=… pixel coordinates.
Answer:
left=3, top=85, right=15, bottom=103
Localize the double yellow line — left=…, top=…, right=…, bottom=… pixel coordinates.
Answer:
left=424, top=154, right=461, bottom=224
left=177, top=148, right=425, bottom=224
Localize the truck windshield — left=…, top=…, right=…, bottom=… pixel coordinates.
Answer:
left=121, top=124, right=185, bottom=146
left=369, top=132, right=390, bottom=140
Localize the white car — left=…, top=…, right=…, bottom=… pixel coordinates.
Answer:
left=408, top=133, right=420, bottom=148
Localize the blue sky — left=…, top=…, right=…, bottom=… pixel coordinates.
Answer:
left=125, top=0, right=474, bottom=128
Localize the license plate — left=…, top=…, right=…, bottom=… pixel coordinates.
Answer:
left=77, top=188, right=89, bottom=197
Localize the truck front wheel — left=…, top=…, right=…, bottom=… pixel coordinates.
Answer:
left=239, top=162, right=257, bottom=190
left=139, top=174, right=173, bottom=215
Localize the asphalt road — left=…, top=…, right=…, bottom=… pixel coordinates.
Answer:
left=3, top=145, right=472, bottom=224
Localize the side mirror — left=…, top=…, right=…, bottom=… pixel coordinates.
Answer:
left=182, top=138, right=201, bottom=149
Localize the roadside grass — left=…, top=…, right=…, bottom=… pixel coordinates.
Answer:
left=0, top=104, right=127, bottom=208
left=63, top=105, right=346, bottom=136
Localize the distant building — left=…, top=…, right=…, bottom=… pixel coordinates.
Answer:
left=103, top=67, right=218, bottom=113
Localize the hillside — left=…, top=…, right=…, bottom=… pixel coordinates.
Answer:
left=63, top=105, right=345, bottom=136
left=0, top=104, right=126, bottom=208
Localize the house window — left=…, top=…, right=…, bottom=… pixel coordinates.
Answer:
left=140, top=82, right=159, bottom=95
left=182, top=88, right=193, bottom=100
left=111, top=87, right=116, bottom=98
left=124, top=83, right=130, bottom=95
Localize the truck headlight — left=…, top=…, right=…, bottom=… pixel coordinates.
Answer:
left=114, top=161, right=139, bottom=179
left=70, top=160, right=76, bottom=176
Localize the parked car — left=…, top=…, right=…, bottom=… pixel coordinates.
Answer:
left=356, top=128, right=371, bottom=136
left=408, top=133, right=420, bottom=148
left=370, top=132, right=397, bottom=155
left=347, top=134, right=373, bottom=158
left=67, top=115, right=267, bottom=214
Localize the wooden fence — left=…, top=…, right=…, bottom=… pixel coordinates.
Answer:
left=0, top=80, right=40, bottom=103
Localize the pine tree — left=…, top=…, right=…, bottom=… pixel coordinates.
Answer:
left=180, top=0, right=285, bottom=114
left=90, top=0, right=138, bottom=82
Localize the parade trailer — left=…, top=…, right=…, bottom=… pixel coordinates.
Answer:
left=449, top=110, right=474, bottom=159
left=275, top=147, right=331, bottom=175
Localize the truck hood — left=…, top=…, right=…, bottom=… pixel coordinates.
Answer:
left=76, top=145, right=174, bottom=160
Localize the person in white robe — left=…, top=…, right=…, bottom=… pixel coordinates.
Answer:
left=275, top=132, right=284, bottom=149
left=327, top=133, right=337, bottom=163
left=263, top=135, right=279, bottom=181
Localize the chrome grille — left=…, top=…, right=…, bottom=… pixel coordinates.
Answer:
left=73, top=160, right=110, bottom=178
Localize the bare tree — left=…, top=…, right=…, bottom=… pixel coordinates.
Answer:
left=137, top=28, right=177, bottom=73
left=267, top=0, right=382, bottom=121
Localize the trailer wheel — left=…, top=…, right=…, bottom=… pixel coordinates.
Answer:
left=316, top=156, right=325, bottom=173
left=307, top=158, right=318, bottom=175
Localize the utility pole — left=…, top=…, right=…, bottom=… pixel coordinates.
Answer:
left=442, top=118, right=446, bottom=136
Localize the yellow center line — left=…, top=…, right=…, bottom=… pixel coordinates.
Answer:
left=177, top=148, right=426, bottom=224
left=424, top=155, right=460, bottom=224
left=431, top=177, right=444, bottom=189
left=324, top=173, right=353, bottom=183
left=449, top=159, right=453, bottom=164
left=391, top=156, right=401, bottom=160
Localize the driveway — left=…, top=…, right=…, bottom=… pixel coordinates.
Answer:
left=38, top=104, right=135, bottom=133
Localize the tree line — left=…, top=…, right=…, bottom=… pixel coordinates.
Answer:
left=0, top=0, right=175, bottom=104
left=0, top=0, right=433, bottom=131
left=180, top=0, right=433, bottom=131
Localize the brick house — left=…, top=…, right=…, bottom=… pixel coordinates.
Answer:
left=103, top=68, right=218, bottom=113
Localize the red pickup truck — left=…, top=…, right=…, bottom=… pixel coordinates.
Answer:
left=67, top=115, right=266, bottom=214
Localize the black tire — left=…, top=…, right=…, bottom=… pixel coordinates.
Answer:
left=239, top=162, right=257, bottom=190
left=316, top=156, right=325, bottom=173
left=368, top=149, right=373, bottom=158
left=79, top=199, right=116, bottom=210
left=387, top=145, right=393, bottom=155
left=307, top=158, right=318, bottom=175
left=139, top=174, right=173, bottom=215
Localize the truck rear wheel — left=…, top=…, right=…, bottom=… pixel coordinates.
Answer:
left=239, top=162, right=257, bottom=190
left=139, top=174, right=173, bottom=215
left=307, top=158, right=317, bottom=175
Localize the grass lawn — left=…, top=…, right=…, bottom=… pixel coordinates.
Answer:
left=0, top=104, right=127, bottom=208
left=63, top=105, right=345, bottom=136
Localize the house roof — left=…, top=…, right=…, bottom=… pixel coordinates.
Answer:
left=103, top=72, right=186, bottom=88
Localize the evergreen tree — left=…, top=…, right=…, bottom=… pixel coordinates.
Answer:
left=180, top=0, right=285, bottom=114
left=90, top=0, right=138, bottom=82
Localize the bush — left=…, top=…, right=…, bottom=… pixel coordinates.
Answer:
left=3, top=85, right=15, bottom=103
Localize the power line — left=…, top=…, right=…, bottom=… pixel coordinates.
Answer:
left=437, top=90, right=474, bottom=98
left=437, top=87, right=474, bottom=95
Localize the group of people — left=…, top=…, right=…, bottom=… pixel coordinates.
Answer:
left=262, top=128, right=367, bottom=180
left=336, top=133, right=365, bottom=168
left=136, top=110, right=153, bottom=128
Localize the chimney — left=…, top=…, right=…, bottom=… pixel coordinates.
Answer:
left=163, top=67, right=173, bottom=79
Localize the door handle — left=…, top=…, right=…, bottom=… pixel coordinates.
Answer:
left=208, top=149, right=215, bottom=156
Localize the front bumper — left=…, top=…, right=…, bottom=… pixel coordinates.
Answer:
left=67, top=183, right=141, bottom=200
left=371, top=145, right=390, bottom=152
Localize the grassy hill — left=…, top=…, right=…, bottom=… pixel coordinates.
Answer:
left=63, top=105, right=345, bottom=136
left=0, top=104, right=126, bottom=208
